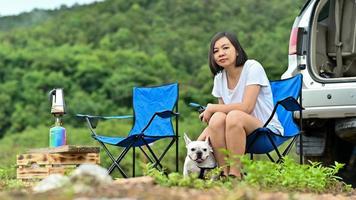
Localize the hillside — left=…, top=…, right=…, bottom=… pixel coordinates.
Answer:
left=0, top=0, right=304, bottom=138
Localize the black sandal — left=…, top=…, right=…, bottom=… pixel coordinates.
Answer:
left=228, top=174, right=237, bottom=178
left=219, top=172, right=227, bottom=180
left=228, top=174, right=243, bottom=180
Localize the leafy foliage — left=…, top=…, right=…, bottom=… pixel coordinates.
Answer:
left=0, top=167, right=25, bottom=190
left=146, top=156, right=352, bottom=193
left=240, top=156, right=351, bottom=193
left=145, top=163, right=233, bottom=189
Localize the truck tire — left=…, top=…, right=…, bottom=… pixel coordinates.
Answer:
left=304, top=124, right=353, bottom=166
left=335, top=118, right=356, bottom=144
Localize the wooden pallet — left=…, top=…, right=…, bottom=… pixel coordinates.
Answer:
left=17, top=145, right=100, bottom=180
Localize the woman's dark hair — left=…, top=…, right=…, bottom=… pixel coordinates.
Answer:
left=208, top=32, right=248, bottom=75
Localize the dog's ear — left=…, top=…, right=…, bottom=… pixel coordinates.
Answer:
left=205, top=136, right=211, bottom=145
left=183, top=133, right=191, bottom=145
left=205, top=136, right=213, bottom=152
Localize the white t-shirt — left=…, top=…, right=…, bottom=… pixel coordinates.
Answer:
left=212, top=59, right=284, bottom=135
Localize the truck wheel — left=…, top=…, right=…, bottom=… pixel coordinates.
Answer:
left=335, top=118, right=356, bottom=144
left=304, top=129, right=353, bottom=166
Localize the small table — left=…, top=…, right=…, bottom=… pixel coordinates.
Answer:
left=17, top=145, right=100, bottom=180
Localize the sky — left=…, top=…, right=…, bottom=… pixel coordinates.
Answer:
left=0, top=0, right=104, bottom=16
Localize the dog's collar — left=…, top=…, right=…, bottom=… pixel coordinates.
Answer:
left=188, top=155, right=216, bottom=179
left=198, top=165, right=217, bottom=179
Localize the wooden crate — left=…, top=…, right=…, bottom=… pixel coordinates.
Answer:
left=17, top=145, right=100, bottom=180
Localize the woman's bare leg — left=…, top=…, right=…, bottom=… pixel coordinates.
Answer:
left=197, top=112, right=228, bottom=175
left=197, top=128, right=209, bottom=141
left=225, top=110, right=263, bottom=177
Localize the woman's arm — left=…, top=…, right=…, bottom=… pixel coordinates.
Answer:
left=201, top=84, right=261, bottom=123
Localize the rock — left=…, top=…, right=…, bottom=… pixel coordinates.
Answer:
left=32, top=164, right=113, bottom=194
left=32, top=174, right=70, bottom=193
left=70, top=164, right=113, bottom=193
left=113, top=176, right=155, bottom=186
left=70, top=164, right=112, bottom=184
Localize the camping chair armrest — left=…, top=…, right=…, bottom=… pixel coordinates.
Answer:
left=278, top=96, right=304, bottom=112
left=188, top=102, right=206, bottom=113
left=141, top=110, right=179, bottom=133
left=263, top=96, right=303, bottom=127
left=76, top=114, right=133, bottom=130
left=155, top=110, right=179, bottom=118
left=76, top=114, right=133, bottom=120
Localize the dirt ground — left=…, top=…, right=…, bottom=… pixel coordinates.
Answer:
left=1, top=176, right=356, bottom=200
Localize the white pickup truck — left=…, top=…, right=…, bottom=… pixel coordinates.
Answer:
left=283, top=0, right=356, bottom=172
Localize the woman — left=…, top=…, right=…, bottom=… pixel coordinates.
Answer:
left=197, top=32, right=283, bottom=179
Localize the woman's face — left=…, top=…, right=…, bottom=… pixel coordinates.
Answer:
left=213, top=36, right=237, bottom=68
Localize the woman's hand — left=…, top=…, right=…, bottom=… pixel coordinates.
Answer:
left=199, top=103, right=214, bottom=123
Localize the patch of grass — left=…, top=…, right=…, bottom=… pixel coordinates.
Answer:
left=1, top=179, right=26, bottom=190
left=0, top=167, right=14, bottom=179
left=0, top=166, right=27, bottom=191
left=146, top=155, right=352, bottom=193
left=240, top=156, right=352, bottom=193
left=144, top=164, right=233, bottom=189
left=0, top=167, right=26, bottom=191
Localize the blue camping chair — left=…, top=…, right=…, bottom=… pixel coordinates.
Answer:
left=77, top=83, right=179, bottom=178
left=189, top=74, right=304, bottom=164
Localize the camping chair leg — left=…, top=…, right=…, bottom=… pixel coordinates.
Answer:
left=133, top=147, right=135, bottom=177
left=176, top=137, right=179, bottom=172
left=139, top=146, right=165, bottom=171
left=107, top=144, right=133, bottom=176
left=107, top=138, right=138, bottom=177
left=299, top=132, right=304, bottom=164
left=250, top=153, right=253, bottom=160
left=175, top=112, right=179, bottom=172
left=107, top=147, right=130, bottom=177
left=100, top=142, right=128, bottom=178
left=146, top=146, right=164, bottom=170
left=266, top=153, right=275, bottom=162
left=140, top=138, right=176, bottom=171
left=281, top=137, right=298, bottom=157
left=141, top=138, right=165, bottom=171
left=276, top=157, right=284, bottom=164
left=138, top=138, right=177, bottom=171
left=266, top=134, right=283, bottom=162
left=155, top=138, right=176, bottom=169
left=139, top=146, right=155, bottom=164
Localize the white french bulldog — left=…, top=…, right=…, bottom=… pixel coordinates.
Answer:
left=183, top=133, right=217, bottom=178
